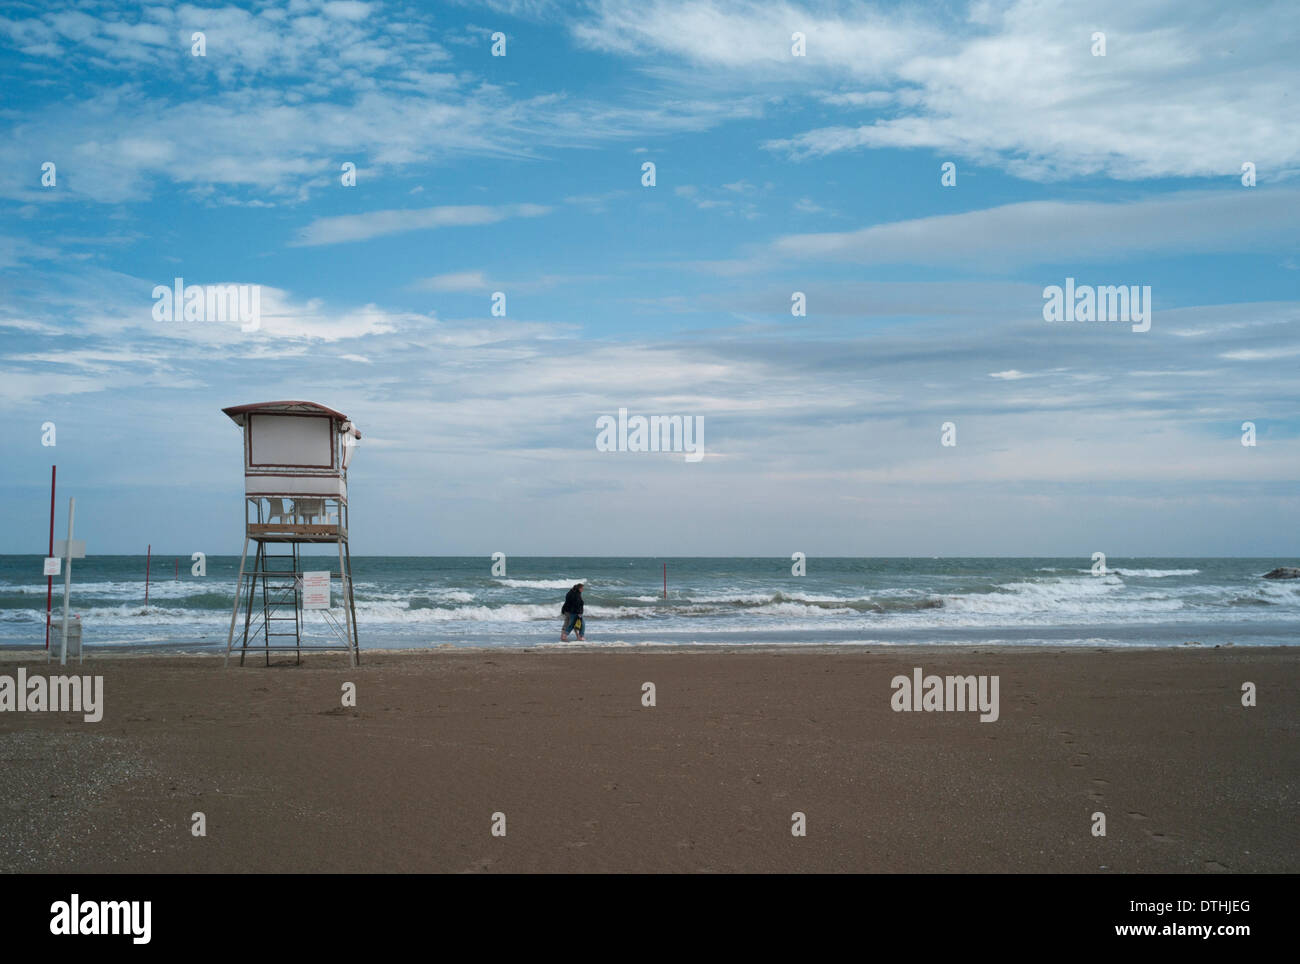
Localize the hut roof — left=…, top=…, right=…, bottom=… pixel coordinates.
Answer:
left=223, top=401, right=360, bottom=438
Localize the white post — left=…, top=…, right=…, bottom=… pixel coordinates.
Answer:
left=336, top=537, right=357, bottom=668
left=60, top=497, right=75, bottom=666
left=224, top=535, right=251, bottom=668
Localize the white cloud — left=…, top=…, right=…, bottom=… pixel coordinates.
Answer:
left=293, top=203, right=551, bottom=246
left=573, top=0, right=931, bottom=73
left=257, top=294, right=406, bottom=341
left=1219, top=345, right=1300, bottom=361
left=816, top=90, right=902, bottom=108
left=0, top=5, right=766, bottom=205
left=416, top=271, right=492, bottom=292
left=4, top=255, right=1299, bottom=554
left=322, top=1, right=374, bottom=21
left=573, top=0, right=1300, bottom=182
left=770, top=189, right=1300, bottom=269
left=0, top=236, right=61, bottom=268
left=0, top=370, right=113, bottom=402
left=0, top=267, right=417, bottom=349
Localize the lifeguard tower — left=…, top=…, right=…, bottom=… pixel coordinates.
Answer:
left=222, top=401, right=361, bottom=667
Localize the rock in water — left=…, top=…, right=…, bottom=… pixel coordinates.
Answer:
left=1262, top=567, right=1300, bottom=579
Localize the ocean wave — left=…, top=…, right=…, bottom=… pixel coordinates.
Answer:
left=1257, top=582, right=1300, bottom=604
left=3, top=563, right=1298, bottom=643
left=0, top=609, right=43, bottom=623
left=1045, top=568, right=1202, bottom=578
left=407, top=591, right=474, bottom=608
left=1227, top=596, right=1275, bottom=607
left=680, top=590, right=940, bottom=610
left=358, top=601, right=560, bottom=623
left=494, top=578, right=587, bottom=589
left=1111, top=568, right=1201, bottom=578
left=941, top=576, right=1184, bottom=617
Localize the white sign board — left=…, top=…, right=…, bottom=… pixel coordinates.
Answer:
left=249, top=414, right=333, bottom=467
left=44, top=557, right=61, bottom=576
left=55, top=539, right=86, bottom=559
left=303, top=571, right=331, bottom=610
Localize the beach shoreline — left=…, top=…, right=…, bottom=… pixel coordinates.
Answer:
left=2, top=646, right=1296, bottom=873
left=1, top=637, right=1285, bottom=659
left=5, top=555, right=1296, bottom=651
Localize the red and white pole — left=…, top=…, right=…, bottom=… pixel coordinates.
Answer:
left=45, top=465, right=56, bottom=652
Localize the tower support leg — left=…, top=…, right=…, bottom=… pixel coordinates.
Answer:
left=293, top=542, right=302, bottom=665
left=336, top=536, right=357, bottom=667
left=241, top=541, right=262, bottom=667
left=224, top=536, right=250, bottom=668
left=344, top=539, right=361, bottom=666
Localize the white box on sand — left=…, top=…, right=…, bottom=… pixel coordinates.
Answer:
left=52, top=619, right=82, bottom=658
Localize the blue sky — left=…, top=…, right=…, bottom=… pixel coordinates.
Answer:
left=1, top=0, right=1297, bottom=557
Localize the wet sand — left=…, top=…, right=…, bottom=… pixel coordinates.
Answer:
left=1, top=646, right=1295, bottom=873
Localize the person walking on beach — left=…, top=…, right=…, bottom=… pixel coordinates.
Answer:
left=561, top=583, right=585, bottom=641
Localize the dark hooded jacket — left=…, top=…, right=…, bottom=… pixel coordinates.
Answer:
left=562, top=586, right=584, bottom=616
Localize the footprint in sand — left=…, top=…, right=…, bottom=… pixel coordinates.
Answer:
left=1204, top=860, right=1229, bottom=871
left=1122, top=812, right=1178, bottom=842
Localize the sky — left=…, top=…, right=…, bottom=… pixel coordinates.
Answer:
left=0, top=0, right=1297, bottom=558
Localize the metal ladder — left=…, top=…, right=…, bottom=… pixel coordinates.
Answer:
left=238, top=542, right=303, bottom=666
left=260, top=543, right=302, bottom=665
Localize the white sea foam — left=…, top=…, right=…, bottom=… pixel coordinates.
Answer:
left=495, top=578, right=587, bottom=589
left=1257, top=582, right=1300, bottom=603
left=1110, top=568, right=1201, bottom=578
left=941, top=577, right=1183, bottom=618
left=360, top=601, right=558, bottom=622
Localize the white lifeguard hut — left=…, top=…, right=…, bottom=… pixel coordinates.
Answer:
left=222, top=401, right=361, bottom=667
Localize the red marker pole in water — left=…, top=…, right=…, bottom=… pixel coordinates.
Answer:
left=45, top=465, right=56, bottom=651
left=145, top=544, right=152, bottom=608
left=663, top=562, right=667, bottom=599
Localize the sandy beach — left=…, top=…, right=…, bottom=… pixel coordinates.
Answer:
left=1, top=645, right=1295, bottom=874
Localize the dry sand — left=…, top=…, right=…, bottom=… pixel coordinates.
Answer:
left=1, top=646, right=1295, bottom=873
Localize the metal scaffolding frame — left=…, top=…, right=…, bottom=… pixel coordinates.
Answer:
left=224, top=496, right=360, bottom=667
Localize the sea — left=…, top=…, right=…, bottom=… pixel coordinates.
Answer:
left=1, top=555, right=1297, bottom=652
